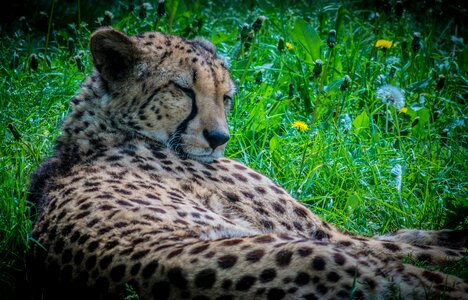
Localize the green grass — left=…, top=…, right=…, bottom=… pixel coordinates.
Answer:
left=1, top=0, right=467, bottom=297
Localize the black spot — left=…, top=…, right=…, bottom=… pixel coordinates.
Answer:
left=85, top=255, right=97, bottom=270
left=61, top=248, right=72, bottom=264
left=247, top=172, right=261, bottom=180
left=267, top=288, right=286, bottom=300
left=354, top=289, right=364, bottom=299
left=221, top=239, right=243, bottom=246
left=131, top=249, right=150, bottom=260
left=337, top=290, right=349, bottom=298
left=232, top=173, right=248, bottom=182
left=75, top=210, right=91, bottom=219
left=333, top=253, right=346, bottom=265
left=275, top=250, right=292, bottom=267
left=190, top=244, right=209, bottom=254
left=382, top=242, right=401, bottom=252
left=293, top=222, right=304, bottom=231
left=110, top=264, right=126, bottom=282
left=152, top=281, right=170, bottom=300
left=312, top=230, right=329, bottom=240
left=261, top=219, right=274, bottom=230
left=255, top=186, right=267, bottom=194
left=416, top=253, right=432, bottom=263
left=259, top=268, right=276, bottom=283
left=105, top=240, right=118, bottom=250
left=256, top=288, right=266, bottom=295
left=167, top=248, right=184, bottom=259
left=316, top=284, right=328, bottom=294
left=61, top=224, right=74, bottom=236
left=131, top=263, right=141, bottom=276
left=218, top=255, right=238, bottom=269
left=293, top=207, right=309, bottom=218
left=70, top=231, right=81, bottom=243
left=99, top=254, right=113, bottom=269
left=86, top=218, right=99, bottom=227
left=87, top=240, right=99, bottom=252
left=326, top=271, right=341, bottom=282
left=246, top=249, right=265, bottom=262
left=271, top=203, right=285, bottom=214
left=297, top=247, right=313, bottom=257
left=78, top=234, right=90, bottom=245
left=363, top=277, right=377, bottom=289
left=254, top=236, right=275, bottom=243
left=235, top=275, right=257, bottom=291
left=294, top=272, right=310, bottom=286
left=195, top=269, right=216, bottom=289
left=221, top=279, right=232, bottom=290
left=337, top=240, right=353, bottom=247
left=54, top=239, right=65, bottom=253
left=167, top=267, right=188, bottom=289
left=74, top=250, right=84, bottom=265
left=312, top=256, right=326, bottom=271
left=142, top=261, right=159, bottom=279
left=422, top=270, right=443, bottom=284
left=345, top=267, right=360, bottom=277
left=223, top=192, right=240, bottom=202
left=303, top=293, right=319, bottom=300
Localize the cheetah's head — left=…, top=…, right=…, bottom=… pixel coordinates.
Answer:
left=90, top=27, right=234, bottom=163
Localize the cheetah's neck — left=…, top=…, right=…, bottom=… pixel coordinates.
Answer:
left=55, top=74, right=139, bottom=166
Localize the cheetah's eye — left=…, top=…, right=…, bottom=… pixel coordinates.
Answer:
left=172, top=81, right=195, bottom=100
left=223, top=95, right=233, bottom=112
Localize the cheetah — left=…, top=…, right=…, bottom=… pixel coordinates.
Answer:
left=28, top=27, right=468, bottom=300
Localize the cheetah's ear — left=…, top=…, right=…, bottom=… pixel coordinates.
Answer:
left=90, top=27, right=141, bottom=82
left=191, top=37, right=217, bottom=55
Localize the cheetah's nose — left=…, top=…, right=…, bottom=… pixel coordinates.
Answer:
left=203, top=129, right=230, bottom=149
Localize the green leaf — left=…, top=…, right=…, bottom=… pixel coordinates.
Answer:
left=211, top=32, right=237, bottom=44
left=334, top=6, right=346, bottom=41
left=411, top=107, right=430, bottom=137
left=269, top=135, right=281, bottom=154
left=346, top=193, right=360, bottom=211
left=352, top=111, right=370, bottom=134
left=292, top=19, right=322, bottom=62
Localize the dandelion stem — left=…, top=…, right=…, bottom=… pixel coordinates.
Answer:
left=44, top=0, right=55, bottom=57
left=385, top=104, right=389, bottom=132
left=298, top=141, right=313, bottom=178
left=168, top=0, right=178, bottom=34
left=239, top=38, right=256, bottom=86
left=77, top=0, right=81, bottom=27
left=393, top=107, right=401, bottom=138
left=335, top=91, right=347, bottom=124
left=313, top=48, right=332, bottom=124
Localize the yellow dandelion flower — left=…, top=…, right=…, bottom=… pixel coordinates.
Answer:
left=286, top=42, right=294, bottom=51
left=375, top=39, right=396, bottom=49
left=292, top=121, right=308, bottom=131
left=399, top=107, right=408, bottom=113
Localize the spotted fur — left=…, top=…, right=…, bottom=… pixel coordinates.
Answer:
left=29, top=27, right=468, bottom=300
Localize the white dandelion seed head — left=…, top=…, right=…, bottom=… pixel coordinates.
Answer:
left=391, top=164, right=402, bottom=176
left=338, top=114, right=352, bottom=130
left=386, top=56, right=400, bottom=65
left=376, top=74, right=387, bottom=86
left=376, top=85, right=405, bottom=110
left=391, top=164, right=402, bottom=194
